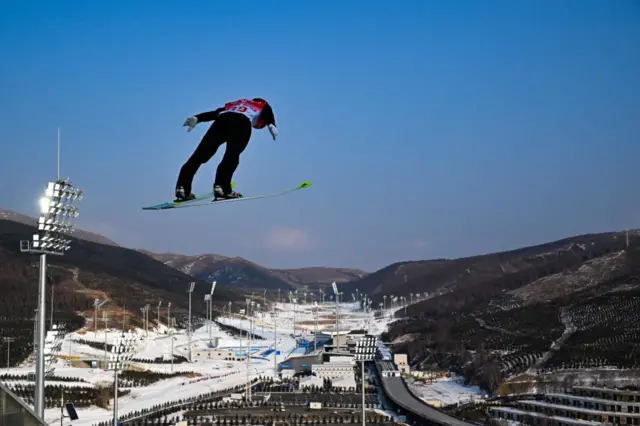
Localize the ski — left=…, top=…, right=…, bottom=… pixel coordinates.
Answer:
left=141, top=182, right=236, bottom=211
left=142, top=181, right=312, bottom=211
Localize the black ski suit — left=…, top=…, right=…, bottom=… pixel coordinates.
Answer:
left=176, top=101, right=276, bottom=195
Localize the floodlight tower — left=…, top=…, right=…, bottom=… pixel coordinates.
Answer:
left=270, top=311, right=277, bottom=378
left=209, top=281, right=216, bottom=345
left=157, top=301, right=162, bottom=328
left=103, top=311, right=109, bottom=364
left=167, top=302, right=171, bottom=327
left=355, top=335, right=377, bottom=426
left=20, top=175, right=83, bottom=418
left=109, top=333, right=135, bottom=426
left=145, top=304, right=151, bottom=337
left=204, top=294, right=211, bottom=339
left=187, top=282, right=195, bottom=362
left=245, top=298, right=252, bottom=402
left=94, top=299, right=106, bottom=337
left=331, top=282, right=340, bottom=348
left=3, top=337, right=15, bottom=367
left=169, top=318, right=176, bottom=373
left=313, top=302, right=319, bottom=351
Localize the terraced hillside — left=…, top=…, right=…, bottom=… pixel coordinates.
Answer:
left=343, top=231, right=636, bottom=303
left=382, top=232, right=640, bottom=393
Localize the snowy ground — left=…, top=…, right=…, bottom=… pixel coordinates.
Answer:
left=406, top=375, right=486, bottom=407
left=0, top=297, right=479, bottom=425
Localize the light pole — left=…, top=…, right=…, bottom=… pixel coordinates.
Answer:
left=19, top=177, right=83, bottom=418
left=50, top=279, right=55, bottom=329
left=109, top=333, right=135, bottom=426
left=94, top=299, right=106, bottom=337
left=187, top=282, right=195, bottom=362
left=331, top=282, right=340, bottom=348
left=270, top=311, right=277, bottom=378
left=157, top=301, right=162, bottom=328
left=313, top=302, right=318, bottom=352
left=167, top=302, right=171, bottom=328
left=209, top=281, right=216, bottom=346
left=145, top=304, right=150, bottom=336
left=3, top=337, right=15, bottom=368
left=170, top=318, right=176, bottom=373
left=103, top=311, right=109, bottom=365
left=355, top=335, right=377, bottom=426
left=204, top=294, right=211, bottom=342
left=245, top=298, right=252, bottom=403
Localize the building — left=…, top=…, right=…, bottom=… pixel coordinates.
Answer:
left=394, top=354, right=409, bottom=374
left=192, top=349, right=244, bottom=361
left=311, top=361, right=355, bottom=380
left=489, top=385, right=640, bottom=425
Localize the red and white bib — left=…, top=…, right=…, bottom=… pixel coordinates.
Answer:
left=220, top=99, right=266, bottom=128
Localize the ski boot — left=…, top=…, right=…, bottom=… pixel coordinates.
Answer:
left=175, top=186, right=196, bottom=203
left=213, top=185, right=243, bottom=201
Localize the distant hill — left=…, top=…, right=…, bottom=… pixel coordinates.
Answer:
left=0, top=209, right=119, bottom=246
left=341, top=231, right=637, bottom=303
left=139, top=250, right=367, bottom=291
left=0, top=219, right=243, bottom=325
left=377, top=230, right=640, bottom=394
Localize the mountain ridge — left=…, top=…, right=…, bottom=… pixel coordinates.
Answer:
left=0, top=208, right=119, bottom=247
left=138, top=250, right=368, bottom=291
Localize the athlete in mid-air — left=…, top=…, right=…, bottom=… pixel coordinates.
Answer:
left=175, top=98, right=278, bottom=202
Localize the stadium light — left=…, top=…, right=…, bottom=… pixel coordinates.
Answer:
left=355, top=335, right=377, bottom=426
left=3, top=337, right=15, bottom=368
left=209, top=281, right=216, bottom=346
left=94, top=299, right=106, bottom=337
left=270, top=311, right=277, bottom=379
left=187, top=282, right=195, bottom=362
left=103, top=311, right=109, bottom=364
left=314, top=302, right=319, bottom=351
left=204, top=294, right=211, bottom=344
left=19, top=178, right=82, bottom=418
left=109, top=333, right=136, bottom=426
left=331, top=282, right=340, bottom=348
left=43, top=325, right=64, bottom=378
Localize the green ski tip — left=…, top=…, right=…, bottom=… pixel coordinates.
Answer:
left=298, top=181, right=312, bottom=189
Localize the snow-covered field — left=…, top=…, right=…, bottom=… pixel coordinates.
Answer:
left=0, top=297, right=481, bottom=425
left=406, top=375, right=486, bottom=407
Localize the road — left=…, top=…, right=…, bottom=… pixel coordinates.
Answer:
left=376, top=362, right=472, bottom=426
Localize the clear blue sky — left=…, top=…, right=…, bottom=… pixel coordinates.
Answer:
left=0, top=0, right=638, bottom=271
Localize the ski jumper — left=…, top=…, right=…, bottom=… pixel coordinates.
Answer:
left=176, top=99, right=276, bottom=197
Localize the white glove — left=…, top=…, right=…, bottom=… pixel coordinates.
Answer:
left=183, top=116, right=198, bottom=132
left=267, top=124, right=278, bottom=140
